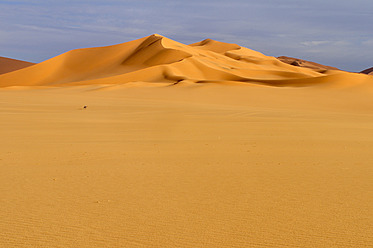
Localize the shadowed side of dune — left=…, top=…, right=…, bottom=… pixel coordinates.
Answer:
left=360, top=67, right=373, bottom=75
left=0, top=56, right=35, bottom=75
left=277, top=56, right=340, bottom=72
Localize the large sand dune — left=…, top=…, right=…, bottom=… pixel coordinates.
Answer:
left=0, top=35, right=373, bottom=247
left=1, top=34, right=371, bottom=88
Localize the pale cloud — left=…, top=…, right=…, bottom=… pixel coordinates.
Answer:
left=362, top=39, right=373, bottom=46
left=301, top=41, right=331, bottom=46
left=300, top=40, right=350, bottom=47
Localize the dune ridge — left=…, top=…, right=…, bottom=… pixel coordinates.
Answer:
left=1, top=34, right=371, bottom=88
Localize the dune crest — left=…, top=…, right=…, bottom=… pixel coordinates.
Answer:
left=0, top=34, right=371, bottom=87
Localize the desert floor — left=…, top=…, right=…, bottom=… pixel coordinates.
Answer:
left=0, top=83, right=372, bottom=247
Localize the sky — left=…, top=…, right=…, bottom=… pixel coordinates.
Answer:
left=0, top=0, right=372, bottom=72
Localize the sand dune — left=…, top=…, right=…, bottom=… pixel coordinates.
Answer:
left=1, top=34, right=371, bottom=88
left=277, top=56, right=340, bottom=72
left=360, top=67, right=373, bottom=75
left=1, top=35, right=373, bottom=247
left=0, top=56, right=34, bottom=75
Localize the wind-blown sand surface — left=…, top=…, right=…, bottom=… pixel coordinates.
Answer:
left=0, top=35, right=372, bottom=247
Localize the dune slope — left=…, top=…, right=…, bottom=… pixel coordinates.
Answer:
left=1, top=34, right=371, bottom=88
left=0, top=56, right=34, bottom=75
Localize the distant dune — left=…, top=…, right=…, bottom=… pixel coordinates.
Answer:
left=1, top=34, right=371, bottom=88
left=360, top=67, right=373, bottom=75
left=0, top=56, right=34, bottom=75
left=277, top=56, right=339, bottom=72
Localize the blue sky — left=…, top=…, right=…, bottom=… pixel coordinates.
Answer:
left=0, top=0, right=372, bottom=71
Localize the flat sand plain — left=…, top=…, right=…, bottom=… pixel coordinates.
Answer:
left=0, top=83, right=372, bottom=247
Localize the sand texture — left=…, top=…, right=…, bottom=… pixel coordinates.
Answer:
left=0, top=35, right=373, bottom=247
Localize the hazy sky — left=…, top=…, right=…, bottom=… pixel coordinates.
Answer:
left=1, top=0, right=372, bottom=71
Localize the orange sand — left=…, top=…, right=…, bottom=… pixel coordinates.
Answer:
left=0, top=35, right=372, bottom=247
